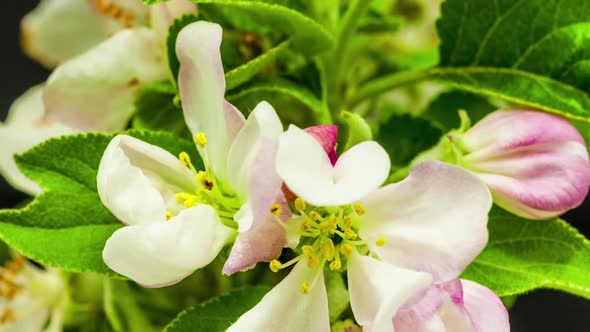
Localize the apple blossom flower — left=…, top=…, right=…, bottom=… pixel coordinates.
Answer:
left=227, top=126, right=500, bottom=331
left=0, top=256, right=66, bottom=332
left=43, top=0, right=196, bottom=132
left=97, top=21, right=321, bottom=286
left=421, top=110, right=590, bottom=220
left=0, top=86, right=75, bottom=195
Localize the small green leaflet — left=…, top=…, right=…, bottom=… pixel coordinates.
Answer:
left=0, top=131, right=200, bottom=275
left=435, top=0, right=590, bottom=122
left=163, top=286, right=270, bottom=332
left=462, top=207, right=590, bottom=299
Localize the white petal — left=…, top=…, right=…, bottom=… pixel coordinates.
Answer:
left=227, top=262, right=330, bottom=332
left=461, top=280, right=509, bottom=332
left=44, top=28, right=168, bottom=132
left=103, top=205, right=234, bottom=287
left=97, top=135, right=197, bottom=225
left=226, top=101, right=283, bottom=197
left=0, top=86, right=75, bottom=195
left=348, top=252, right=432, bottom=332
left=177, top=21, right=244, bottom=178
left=277, top=126, right=390, bottom=206
left=20, top=0, right=120, bottom=68
left=359, top=161, right=492, bottom=282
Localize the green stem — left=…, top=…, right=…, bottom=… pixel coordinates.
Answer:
left=348, top=68, right=434, bottom=107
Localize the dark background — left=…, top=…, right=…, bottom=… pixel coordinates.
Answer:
left=2, top=1, right=590, bottom=331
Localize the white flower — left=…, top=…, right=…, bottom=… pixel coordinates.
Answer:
left=228, top=126, right=497, bottom=331
left=97, top=21, right=290, bottom=286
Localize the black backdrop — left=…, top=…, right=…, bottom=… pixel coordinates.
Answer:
left=1, top=1, right=590, bottom=331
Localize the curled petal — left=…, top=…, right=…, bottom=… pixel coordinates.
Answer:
left=177, top=21, right=246, bottom=177
left=0, top=86, right=75, bottom=195
left=359, top=161, right=492, bottom=282
left=462, top=110, right=590, bottom=219
left=44, top=28, right=168, bottom=132
left=103, top=205, right=234, bottom=287
left=277, top=125, right=390, bottom=206
left=348, top=252, right=432, bottom=332
left=21, top=0, right=120, bottom=68
left=461, top=280, right=509, bottom=332
left=97, top=135, right=197, bottom=225
left=305, top=125, right=338, bottom=164
left=227, top=262, right=329, bottom=332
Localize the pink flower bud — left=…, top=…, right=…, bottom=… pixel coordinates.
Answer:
left=460, top=110, right=590, bottom=219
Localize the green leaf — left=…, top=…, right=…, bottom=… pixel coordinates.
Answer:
left=325, top=271, right=349, bottom=323
left=226, top=39, right=291, bottom=90
left=0, top=131, right=200, bottom=275
left=132, top=80, right=190, bottom=138
left=462, top=207, right=590, bottom=299
left=339, top=111, right=373, bottom=152
left=422, top=90, right=495, bottom=132
left=192, top=0, right=334, bottom=56
left=163, top=286, right=270, bottom=332
left=167, top=14, right=201, bottom=84
left=376, top=114, right=442, bottom=169
left=435, top=0, right=590, bottom=122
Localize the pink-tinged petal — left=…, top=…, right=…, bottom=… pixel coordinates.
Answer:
left=466, top=143, right=590, bottom=219
left=277, top=125, right=390, bottom=206
left=21, top=0, right=120, bottom=68
left=103, top=205, right=235, bottom=287
left=393, top=286, right=443, bottom=332
left=359, top=161, right=492, bottom=282
left=150, top=0, right=197, bottom=40
left=305, top=125, right=338, bottom=164
left=44, top=28, right=167, bottom=132
left=227, top=262, right=330, bottom=332
left=97, top=135, right=197, bottom=226
left=0, top=86, right=76, bottom=195
left=463, top=110, right=587, bottom=152
left=461, top=279, right=509, bottom=332
left=223, top=194, right=290, bottom=275
left=348, top=252, right=432, bottom=332
left=177, top=21, right=240, bottom=177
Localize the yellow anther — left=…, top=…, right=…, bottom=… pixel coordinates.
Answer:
left=294, top=197, right=307, bottom=211
left=302, top=245, right=314, bottom=260
left=308, top=210, right=321, bottom=221
left=307, top=256, right=320, bottom=268
left=179, top=152, right=192, bottom=167
left=166, top=211, right=172, bottom=220
left=353, top=203, right=366, bottom=216
left=183, top=197, right=196, bottom=208
left=195, top=171, right=214, bottom=191
left=270, top=204, right=282, bottom=216
left=329, top=260, right=341, bottom=271
left=340, top=244, right=353, bottom=257
left=343, top=216, right=353, bottom=228
left=376, top=236, right=387, bottom=247
left=175, top=192, right=194, bottom=203
left=300, top=221, right=310, bottom=232
left=195, top=132, right=208, bottom=148
left=320, top=238, right=335, bottom=261
left=319, top=221, right=337, bottom=232
left=344, top=228, right=358, bottom=240
left=300, top=281, right=310, bottom=294
left=269, top=260, right=282, bottom=272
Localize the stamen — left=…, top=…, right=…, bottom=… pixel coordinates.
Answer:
left=353, top=203, right=366, bottom=216
left=329, top=259, right=341, bottom=271
left=376, top=236, right=387, bottom=247
left=270, top=204, right=282, bottom=216
left=344, top=228, right=358, bottom=240
left=195, top=132, right=208, bottom=148
left=294, top=197, right=307, bottom=211
left=166, top=211, right=172, bottom=221
left=320, top=238, right=335, bottom=261
left=0, top=309, right=14, bottom=323
left=269, top=260, right=282, bottom=273
left=340, top=244, right=353, bottom=257
left=179, top=152, right=196, bottom=172
left=308, top=211, right=321, bottom=221
left=300, top=281, right=310, bottom=294
left=342, top=215, right=353, bottom=228
left=195, top=171, right=214, bottom=191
